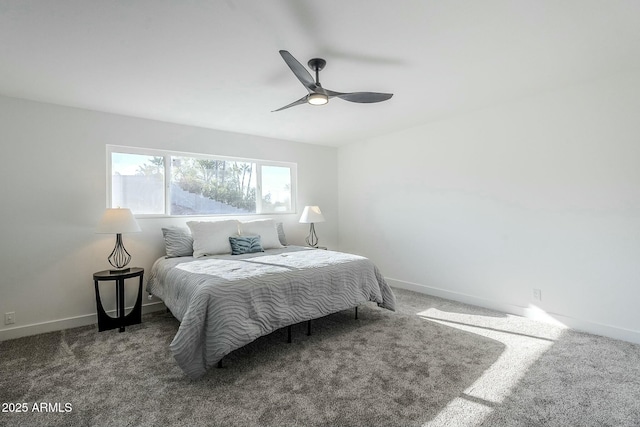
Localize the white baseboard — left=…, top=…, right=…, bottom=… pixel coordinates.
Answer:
left=387, top=277, right=640, bottom=345
left=0, top=302, right=166, bottom=342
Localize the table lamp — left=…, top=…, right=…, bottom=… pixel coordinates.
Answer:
left=299, top=205, right=325, bottom=247
left=96, top=207, right=141, bottom=273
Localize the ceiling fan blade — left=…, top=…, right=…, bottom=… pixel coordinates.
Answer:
left=334, top=92, right=393, bottom=103
left=272, top=95, right=309, bottom=112
left=279, top=50, right=316, bottom=92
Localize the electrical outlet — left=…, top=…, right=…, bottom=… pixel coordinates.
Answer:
left=533, top=289, right=542, bottom=301
left=4, top=312, right=15, bottom=325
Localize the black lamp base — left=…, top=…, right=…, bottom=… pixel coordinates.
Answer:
left=107, top=233, right=132, bottom=272
left=305, top=223, right=319, bottom=247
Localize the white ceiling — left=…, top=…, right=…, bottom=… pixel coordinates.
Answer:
left=1, top=0, right=639, bottom=146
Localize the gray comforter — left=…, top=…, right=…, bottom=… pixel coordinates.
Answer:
left=146, top=246, right=396, bottom=379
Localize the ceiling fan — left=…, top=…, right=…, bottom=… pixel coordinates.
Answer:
left=273, top=50, right=393, bottom=112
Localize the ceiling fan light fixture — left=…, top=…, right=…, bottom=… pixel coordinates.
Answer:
left=307, top=93, right=328, bottom=106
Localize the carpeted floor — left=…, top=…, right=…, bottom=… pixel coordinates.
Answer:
left=1, top=288, right=639, bottom=426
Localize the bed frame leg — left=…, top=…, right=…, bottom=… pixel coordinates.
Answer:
left=307, top=320, right=312, bottom=336
left=217, top=359, right=223, bottom=369
left=287, top=325, right=292, bottom=343
left=355, top=306, right=358, bottom=320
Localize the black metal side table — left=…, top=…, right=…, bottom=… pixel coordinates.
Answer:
left=93, top=267, right=144, bottom=332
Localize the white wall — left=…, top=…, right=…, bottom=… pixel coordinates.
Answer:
left=0, top=95, right=337, bottom=340
left=338, top=70, right=640, bottom=344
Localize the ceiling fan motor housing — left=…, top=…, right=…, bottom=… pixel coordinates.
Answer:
left=307, top=58, right=326, bottom=72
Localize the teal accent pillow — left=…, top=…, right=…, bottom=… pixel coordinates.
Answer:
left=229, top=235, right=264, bottom=255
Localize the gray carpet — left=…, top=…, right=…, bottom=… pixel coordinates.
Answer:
left=1, top=288, right=639, bottom=426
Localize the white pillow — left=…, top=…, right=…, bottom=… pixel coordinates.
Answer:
left=239, top=219, right=283, bottom=250
left=187, top=220, right=240, bottom=258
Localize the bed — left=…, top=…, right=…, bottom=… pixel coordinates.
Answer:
left=147, top=242, right=396, bottom=379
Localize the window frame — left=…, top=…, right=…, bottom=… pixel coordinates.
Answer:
left=106, top=145, right=298, bottom=217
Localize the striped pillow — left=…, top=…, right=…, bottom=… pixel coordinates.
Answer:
left=162, top=227, right=193, bottom=258
left=276, top=222, right=288, bottom=246
left=229, top=235, right=264, bottom=255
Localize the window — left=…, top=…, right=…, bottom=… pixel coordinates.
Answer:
left=108, top=146, right=297, bottom=216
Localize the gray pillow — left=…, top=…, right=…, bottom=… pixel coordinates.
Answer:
left=229, top=235, right=264, bottom=255
left=276, top=222, right=288, bottom=246
left=162, top=227, right=194, bottom=258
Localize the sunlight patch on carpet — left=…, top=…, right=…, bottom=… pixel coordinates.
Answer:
left=524, top=304, right=567, bottom=326
left=416, top=308, right=567, bottom=427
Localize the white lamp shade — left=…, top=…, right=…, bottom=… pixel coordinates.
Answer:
left=299, top=206, right=325, bottom=224
left=96, top=208, right=141, bottom=234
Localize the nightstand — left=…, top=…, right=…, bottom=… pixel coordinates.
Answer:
left=93, top=267, right=144, bottom=332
